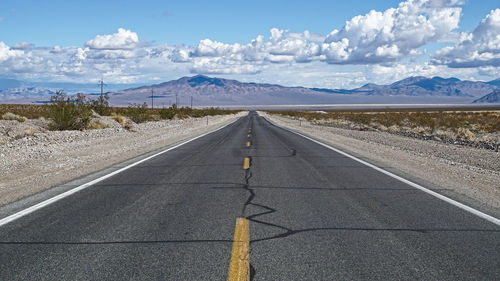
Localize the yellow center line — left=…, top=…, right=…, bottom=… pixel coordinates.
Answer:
left=227, top=218, right=250, bottom=281
left=243, top=157, right=250, bottom=169
left=245, top=141, right=251, bottom=147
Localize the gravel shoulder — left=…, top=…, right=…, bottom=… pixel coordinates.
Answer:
left=0, top=112, right=247, bottom=207
left=259, top=111, right=500, bottom=217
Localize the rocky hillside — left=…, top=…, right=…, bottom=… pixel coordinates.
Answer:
left=473, top=89, right=500, bottom=103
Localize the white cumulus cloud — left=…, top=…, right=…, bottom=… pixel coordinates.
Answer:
left=0, top=42, right=24, bottom=62
left=432, top=8, right=500, bottom=67
left=85, top=28, right=139, bottom=50
left=322, top=0, right=461, bottom=64
left=182, top=28, right=323, bottom=74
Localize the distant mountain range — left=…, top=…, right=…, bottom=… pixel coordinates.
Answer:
left=0, top=78, right=141, bottom=103
left=473, top=89, right=500, bottom=103
left=1, top=75, right=500, bottom=105
left=353, top=76, right=497, bottom=97
left=112, top=75, right=500, bottom=106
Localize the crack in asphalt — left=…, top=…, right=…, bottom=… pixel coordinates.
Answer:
left=238, top=116, right=499, bottom=251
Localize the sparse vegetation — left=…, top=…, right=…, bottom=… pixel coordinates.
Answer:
left=88, top=94, right=111, bottom=116
left=0, top=98, right=240, bottom=129
left=159, top=104, right=177, bottom=120
left=2, top=112, right=27, bottom=122
left=269, top=109, right=500, bottom=145
left=0, top=104, right=52, bottom=119
left=113, top=104, right=237, bottom=121
left=126, top=102, right=152, bottom=123
left=48, top=91, right=93, bottom=130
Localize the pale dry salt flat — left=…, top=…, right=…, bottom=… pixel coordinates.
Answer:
left=259, top=111, right=500, bottom=217
left=0, top=112, right=247, bottom=207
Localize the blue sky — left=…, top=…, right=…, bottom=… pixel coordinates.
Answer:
left=0, top=0, right=499, bottom=88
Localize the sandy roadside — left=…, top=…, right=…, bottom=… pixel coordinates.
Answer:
left=259, top=111, right=500, bottom=217
left=0, top=112, right=247, bottom=207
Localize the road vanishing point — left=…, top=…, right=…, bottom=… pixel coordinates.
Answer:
left=0, top=111, right=499, bottom=280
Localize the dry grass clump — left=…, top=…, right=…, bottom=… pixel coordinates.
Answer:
left=111, top=113, right=127, bottom=125
left=2, top=112, right=28, bottom=122
left=88, top=121, right=108, bottom=130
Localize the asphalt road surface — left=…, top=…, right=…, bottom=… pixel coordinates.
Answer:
left=0, top=111, right=499, bottom=280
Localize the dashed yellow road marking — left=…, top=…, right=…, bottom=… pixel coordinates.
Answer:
left=247, top=134, right=251, bottom=138
left=243, top=157, right=250, bottom=169
left=245, top=141, right=251, bottom=147
left=227, top=218, right=250, bottom=281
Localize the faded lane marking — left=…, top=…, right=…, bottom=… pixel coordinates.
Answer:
left=227, top=218, right=250, bottom=281
left=243, top=157, right=250, bottom=169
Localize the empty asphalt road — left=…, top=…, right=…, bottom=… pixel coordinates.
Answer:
left=0, top=111, right=499, bottom=280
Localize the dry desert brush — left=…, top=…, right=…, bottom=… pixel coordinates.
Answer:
left=48, top=91, right=92, bottom=130
left=270, top=110, right=500, bottom=145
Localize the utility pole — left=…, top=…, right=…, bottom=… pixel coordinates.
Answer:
left=151, top=88, right=154, bottom=110
left=175, top=93, right=178, bottom=106
left=191, top=96, right=193, bottom=108
left=98, top=77, right=106, bottom=99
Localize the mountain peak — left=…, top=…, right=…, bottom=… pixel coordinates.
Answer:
left=186, top=75, right=225, bottom=87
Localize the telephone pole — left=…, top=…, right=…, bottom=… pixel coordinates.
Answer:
left=175, top=93, right=178, bottom=106
left=98, top=77, right=106, bottom=99
left=151, top=88, right=154, bottom=110
left=191, top=96, right=193, bottom=108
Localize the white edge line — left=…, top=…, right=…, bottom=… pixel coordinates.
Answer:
left=0, top=118, right=240, bottom=227
left=263, top=116, right=500, bottom=226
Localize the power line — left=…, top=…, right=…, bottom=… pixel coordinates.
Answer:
left=98, top=77, right=106, bottom=98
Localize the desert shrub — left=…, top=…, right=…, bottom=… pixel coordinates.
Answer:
left=159, top=104, right=177, bottom=120
left=410, top=112, right=436, bottom=132
left=126, top=102, right=151, bottom=123
left=348, top=113, right=372, bottom=125
left=2, top=112, right=27, bottom=122
left=48, top=91, right=92, bottom=130
left=88, top=94, right=111, bottom=116
left=375, top=113, right=403, bottom=127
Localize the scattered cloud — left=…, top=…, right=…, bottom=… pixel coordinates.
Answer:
left=432, top=8, right=500, bottom=67
left=322, top=0, right=461, bottom=64
left=11, top=42, right=33, bottom=50
left=0, top=42, right=24, bottom=62
left=1, top=0, right=499, bottom=88
left=85, top=28, right=139, bottom=50
left=184, top=28, right=323, bottom=73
